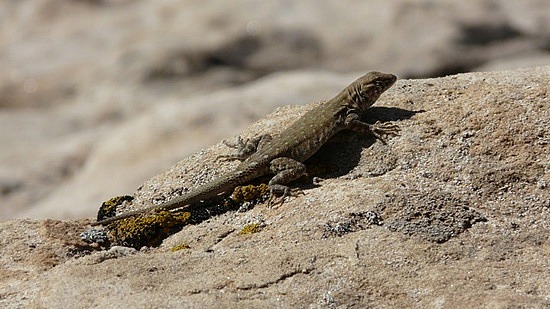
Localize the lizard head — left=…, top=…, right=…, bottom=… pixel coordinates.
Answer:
left=348, top=71, right=397, bottom=111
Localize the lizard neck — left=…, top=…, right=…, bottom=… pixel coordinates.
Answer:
left=332, top=84, right=368, bottom=114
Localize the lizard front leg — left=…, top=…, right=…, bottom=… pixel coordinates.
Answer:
left=218, top=134, right=273, bottom=161
left=344, top=113, right=400, bottom=144
left=267, top=157, right=306, bottom=206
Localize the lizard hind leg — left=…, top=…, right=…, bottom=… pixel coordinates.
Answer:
left=218, top=134, right=273, bottom=161
left=266, top=157, right=306, bottom=206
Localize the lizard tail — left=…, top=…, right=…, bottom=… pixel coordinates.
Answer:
left=91, top=169, right=256, bottom=226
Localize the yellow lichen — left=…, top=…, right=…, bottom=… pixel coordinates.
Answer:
left=171, top=243, right=191, bottom=252
left=231, top=183, right=269, bottom=203
left=101, top=183, right=268, bottom=248
left=97, top=195, right=134, bottom=221
left=108, top=211, right=191, bottom=248
left=239, top=223, right=263, bottom=235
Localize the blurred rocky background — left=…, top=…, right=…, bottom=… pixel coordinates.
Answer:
left=1, top=0, right=549, bottom=220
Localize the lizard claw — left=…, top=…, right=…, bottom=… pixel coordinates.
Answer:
left=266, top=194, right=282, bottom=208
left=217, top=154, right=242, bottom=161
left=217, top=137, right=250, bottom=161
left=217, top=135, right=270, bottom=161
left=222, top=136, right=245, bottom=149
left=371, top=121, right=400, bottom=144
left=267, top=186, right=288, bottom=207
left=290, top=187, right=305, bottom=196
left=266, top=186, right=303, bottom=207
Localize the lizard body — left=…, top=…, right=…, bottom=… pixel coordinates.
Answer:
left=92, top=71, right=398, bottom=226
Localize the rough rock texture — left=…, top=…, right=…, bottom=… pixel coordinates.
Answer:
left=1, top=67, right=548, bottom=307
left=1, top=0, right=549, bottom=220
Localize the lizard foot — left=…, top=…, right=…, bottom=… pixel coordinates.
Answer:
left=217, top=136, right=250, bottom=161
left=217, top=134, right=272, bottom=161
left=267, top=185, right=304, bottom=207
left=371, top=121, right=400, bottom=144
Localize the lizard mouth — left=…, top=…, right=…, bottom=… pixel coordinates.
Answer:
left=378, top=74, right=397, bottom=89
left=366, top=73, right=397, bottom=99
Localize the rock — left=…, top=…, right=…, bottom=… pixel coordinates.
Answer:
left=1, top=0, right=549, bottom=220
left=1, top=67, right=548, bottom=307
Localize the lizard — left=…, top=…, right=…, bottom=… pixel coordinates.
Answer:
left=92, top=71, right=399, bottom=226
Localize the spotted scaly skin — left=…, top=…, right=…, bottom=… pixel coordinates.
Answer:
left=92, top=72, right=398, bottom=226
